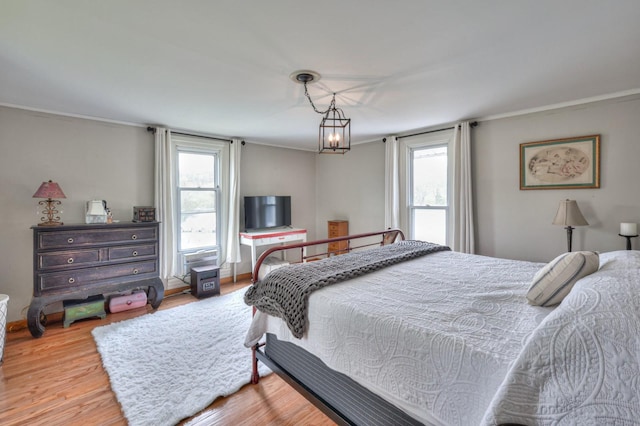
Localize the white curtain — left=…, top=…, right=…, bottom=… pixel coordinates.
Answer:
left=384, top=136, right=400, bottom=230
left=224, top=138, right=242, bottom=265
left=451, top=122, right=475, bottom=253
left=154, top=128, right=177, bottom=280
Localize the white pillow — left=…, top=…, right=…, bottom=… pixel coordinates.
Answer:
left=527, top=251, right=599, bottom=307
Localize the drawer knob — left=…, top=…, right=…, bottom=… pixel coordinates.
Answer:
left=131, top=234, right=137, bottom=240
left=68, top=277, right=75, bottom=284
left=132, top=251, right=138, bottom=256
left=67, top=258, right=74, bottom=264
left=67, top=238, right=74, bottom=244
left=133, top=268, right=139, bottom=275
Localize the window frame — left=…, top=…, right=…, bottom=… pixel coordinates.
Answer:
left=409, top=143, right=449, bottom=244
left=170, top=135, right=229, bottom=262
left=399, top=130, right=454, bottom=245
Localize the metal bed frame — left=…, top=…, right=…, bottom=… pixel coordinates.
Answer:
left=248, top=229, right=415, bottom=425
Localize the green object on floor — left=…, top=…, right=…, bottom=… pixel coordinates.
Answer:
left=63, top=295, right=106, bottom=328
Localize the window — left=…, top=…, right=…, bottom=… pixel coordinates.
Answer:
left=410, top=144, right=448, bottom=245
left=399, top=130, right=453, bottom=245
left=170, top=134, right=229, bottom=276
left=177, top=150, right=219, bottom=252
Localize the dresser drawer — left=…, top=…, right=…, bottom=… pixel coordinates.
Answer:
left=328, top=241, right=349, bottom=251
left=37, top=227, right=157, bottom=249
left=251, top=232, right=305, bottom=246
left=38, top=249, right=101, bottom=270
left=109, top=244, right=157, bottom=261
left=37, top=260, right=158, bottom=294
left=328, top=221, right=348, bottom=235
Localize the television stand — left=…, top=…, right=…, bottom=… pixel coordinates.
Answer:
left=240, top=228, right=307, bottom=280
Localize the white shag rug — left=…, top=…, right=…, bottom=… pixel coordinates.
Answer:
left=92, top=288, right=270, bottom=426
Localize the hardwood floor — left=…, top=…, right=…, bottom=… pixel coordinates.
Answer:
left=0, top=282, right=335, bottom=426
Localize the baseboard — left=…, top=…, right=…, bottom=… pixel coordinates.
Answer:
left=227, top=272, right=252, bottom=283
left=6, top=273, right=253, bottom=334
left=7, top=319, right=28, bottom=333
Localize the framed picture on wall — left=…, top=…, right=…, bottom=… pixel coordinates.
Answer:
left=520, top=134, right=600, bottom=190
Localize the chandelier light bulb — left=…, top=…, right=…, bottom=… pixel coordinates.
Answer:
left=328, top=132, right=341, bottom=148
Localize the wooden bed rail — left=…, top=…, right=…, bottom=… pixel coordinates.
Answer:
left=250, top=228, right=404, bottom=385
left=251, top=228, right=404, bottom=283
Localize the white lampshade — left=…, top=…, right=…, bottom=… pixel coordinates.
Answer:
left=552, top=199, right=589, bottom=227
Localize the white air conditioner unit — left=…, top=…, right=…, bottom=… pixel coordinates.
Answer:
left=180, top=250, right=218, bottom=276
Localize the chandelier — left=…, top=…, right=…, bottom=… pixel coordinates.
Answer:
left=291, top=70, right=351, bottom=154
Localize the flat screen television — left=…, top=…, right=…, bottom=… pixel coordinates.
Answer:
left=244, top=195, right=291, bottom=231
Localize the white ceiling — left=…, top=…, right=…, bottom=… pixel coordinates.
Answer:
left=2, top=1, right=640, bottom=150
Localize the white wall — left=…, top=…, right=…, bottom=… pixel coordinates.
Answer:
left=315, top=141, right=386, bottom=238
left=0, top=106, right=154, bottom=323
left=315, top=95, right=640, bottom=264
left=3, top=93, right=638, bottom=322
left=0, top=108, right=319, bottom=323
left=473, top=94, right=640, bottom=262
left=238, top=143, right=317, bottom=274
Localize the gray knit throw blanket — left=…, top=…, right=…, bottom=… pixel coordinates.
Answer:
left=244, top=240, right=450, bottom=338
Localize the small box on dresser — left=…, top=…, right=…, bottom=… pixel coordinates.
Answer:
left=133, top=206, right=156, bottom=222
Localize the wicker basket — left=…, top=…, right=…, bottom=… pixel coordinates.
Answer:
left=0, top=294, right=8, bottom=365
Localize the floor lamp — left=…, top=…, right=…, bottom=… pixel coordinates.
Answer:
left=552, top=199, right=589, bottom=252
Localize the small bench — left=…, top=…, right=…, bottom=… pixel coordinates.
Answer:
left=63, top=295, right=106, bottom=328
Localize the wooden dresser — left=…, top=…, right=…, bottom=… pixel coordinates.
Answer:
left=328, top=220, right=349, bottom=255
left=29, top=222, right=164, bottom=337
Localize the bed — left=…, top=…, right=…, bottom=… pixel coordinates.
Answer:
left=244, top=230, right=640, bottom=425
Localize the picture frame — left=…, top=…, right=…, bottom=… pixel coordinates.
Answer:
left=520, top=134, right=600, bottom=190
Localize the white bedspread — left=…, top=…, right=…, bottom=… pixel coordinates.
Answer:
left=246, top=250, right=552, bottom=425
left=246, top=250, right=640, bottom=425
left=483, top=250, right=640, bottom=425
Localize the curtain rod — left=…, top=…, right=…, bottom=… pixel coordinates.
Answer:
left=395, top=121, right=478, bottom=140
left=146, top=126, right=235, bottom=143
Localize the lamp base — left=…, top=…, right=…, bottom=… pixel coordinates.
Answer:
left=565, top=226, right=574, bottom=252
left=37, top=198, right=63, bottom=227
